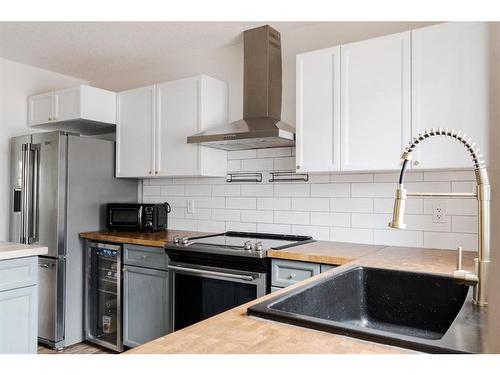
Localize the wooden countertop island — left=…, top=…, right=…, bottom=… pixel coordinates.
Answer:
left=123, top=239, right=476, bottom=354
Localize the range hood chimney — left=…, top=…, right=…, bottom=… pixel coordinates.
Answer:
left=187, top=25, right=295, bottom=151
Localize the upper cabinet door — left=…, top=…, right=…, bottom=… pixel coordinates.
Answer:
left=53, top=86, right=81, bottom=122
left=296, top=46, right=341, bottom=172
left=340, top=32, right=410, bottom=171
left=28, top=92, right=54, bottom=126
left=156, top=77, right=201, bottom=176
left=116, top=85, right=156, bottom=178
left=411, top=22, right=489, bottom=169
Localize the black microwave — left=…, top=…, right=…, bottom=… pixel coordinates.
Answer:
left=106, top=203, right=171, bottom=232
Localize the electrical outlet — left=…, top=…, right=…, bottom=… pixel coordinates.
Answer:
left=433, top=202, right=447, bottom=223
left=187, top=199, right=195, bottom=214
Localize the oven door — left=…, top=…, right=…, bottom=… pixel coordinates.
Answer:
left=168, top=262, right=267, bottom=331
left=108, top=207, right=142, bottom=230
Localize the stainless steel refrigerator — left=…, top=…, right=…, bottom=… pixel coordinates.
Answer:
left=9, top=131, right=137, bottom=349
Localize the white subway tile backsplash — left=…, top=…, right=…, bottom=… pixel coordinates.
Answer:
left=257, top=223, right=291, bottom=234
left=424, top=232, right=477, bottom=251
left=310, top=184, right=350, bottom=197
left=374, top=229, right=423, bottom=247
left=424, top=170, right=475, bottom=182
left=257, top=147, right=291, bottom=158
left=311, top=212, right=350, bottom=227
left=226, top=197, right=257, bottom=209
left=227, top=160, right=241, bottom=172
left=291, top=198, right=330, bottom=212
left=241, top=158, right=274, bottom=171
left=226, top=221, right=257, bottom=232
left=185, top=184, right=212, bottom=196
left=228, top=150, right=257, bottom=160
left=197, top=220, right=226, bottom=233
left=423, top=198, right=477, bottom=216
left=274, top=157, right=296, bottom=170
left=211, top=209, right=241, bottom=222
left=373, top=198, right=423, bottom=214
left=161, top=185, right=185, bottom=196
left=374, top=172, right=423, bottom=182
left=274, top=211, right=310, bottom=225
left=212, top=185, right=240, bottom=196
left=240, top=184, right=274, bottom=197
left=451, top=216, right=478, bottom=234
left=330, top=227, right=374, bottom=244
left=194, top=196, right=226, bottom=209
left=142, top=153, right=478, bottom=251
left=185, top=208, right=212, bottom=220
left=143, top=185, right=161, bottom=195
left=291, top=225, right=330, bottom=241
left=331, top=198, right=372, bottom=213
left=241, top=210, right=273, bottom=223
left=330, top=173, right=374, bottom=183
left=257, top=197, right=291, bottom=210
left=351, top=183, right=395, bottom=198
left=274, top=184, right=310, bottom=197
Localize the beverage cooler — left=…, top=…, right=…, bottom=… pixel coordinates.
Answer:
left=85, top=242, right=123, bottom=352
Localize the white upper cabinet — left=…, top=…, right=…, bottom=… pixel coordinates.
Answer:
left=28, top=84, right=116, bottom=135
left=296, top=46, right=341, bottom=172
left=340, top=32, right=410, bottom=171
left=116, top=85, right=156, bottom=178
left=116, top=75, right=228, bottom=178
left=411, top=22, right=489, bottom=169
left=28, top=92, right=53, bottom=125
left=296, top=22, right=489, bottom=172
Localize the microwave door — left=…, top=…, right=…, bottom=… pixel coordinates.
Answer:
left=110, top=207, right=142, bottom=228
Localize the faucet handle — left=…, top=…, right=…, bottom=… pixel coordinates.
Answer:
left=456, top=246, right=463, bottom=271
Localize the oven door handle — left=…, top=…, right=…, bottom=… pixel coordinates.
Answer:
left=167, top=265, right=256, bottom=282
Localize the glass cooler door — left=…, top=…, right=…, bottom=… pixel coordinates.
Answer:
left=85, top=242, right=123, bottom=352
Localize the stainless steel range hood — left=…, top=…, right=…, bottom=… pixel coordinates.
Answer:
left=187, top=25, right=295, bottom=151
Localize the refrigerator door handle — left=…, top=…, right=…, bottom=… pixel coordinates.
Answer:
left=30, top=144, right=40, bottom=243
left=21, top=143, right=31, bottom=244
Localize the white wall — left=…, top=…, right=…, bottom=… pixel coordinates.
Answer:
left=92, top=22, right=436, bottom=125
left=0, top=58, right=86, bottom=241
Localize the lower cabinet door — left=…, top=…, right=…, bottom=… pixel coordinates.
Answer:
left=0, top=285, right=37, bottom=354
left=123, top=265, right=169, bottom=347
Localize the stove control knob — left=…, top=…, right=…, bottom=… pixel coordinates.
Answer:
left=255, top=242, right=263, bottom=252
left=181, top=237, right=190, bottom=245
left=173, top=236, right=181, bottom=244
left=244, top=240, right=253, bottom=251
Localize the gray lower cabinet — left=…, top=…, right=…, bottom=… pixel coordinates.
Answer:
left=0, top=257, right=38, bottom=354
left=123, top=264, right=170, bottom=347
left=271, top=259, right=337, bottom=292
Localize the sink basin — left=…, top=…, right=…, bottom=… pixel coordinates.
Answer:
left=248, top=266, right=482, bottom=353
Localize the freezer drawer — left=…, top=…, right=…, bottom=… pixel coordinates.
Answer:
left=38, top=257, right=65, bottom=347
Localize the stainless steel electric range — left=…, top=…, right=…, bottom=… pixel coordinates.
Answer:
left=165, top=231, right=313, bottom=331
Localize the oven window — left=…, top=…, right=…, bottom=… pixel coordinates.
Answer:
left=110, top=209, right=139, bottom=226
left=174, top=273, right=256, bottom=331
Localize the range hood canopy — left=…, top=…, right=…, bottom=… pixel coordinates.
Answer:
left=187, top=25, right=295, bottom=151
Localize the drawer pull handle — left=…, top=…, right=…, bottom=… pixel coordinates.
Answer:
left=287, top=273, right=296, bottom=280
left=142, top=255, right=150, bottom=259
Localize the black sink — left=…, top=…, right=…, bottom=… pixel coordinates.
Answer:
left=248, top=266, right=485, bottom=353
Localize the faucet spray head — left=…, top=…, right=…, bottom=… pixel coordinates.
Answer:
left=388, top=187, right=407, bottom=230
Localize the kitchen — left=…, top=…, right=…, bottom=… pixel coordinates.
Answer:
left=1, top=1, right=500, bottom=372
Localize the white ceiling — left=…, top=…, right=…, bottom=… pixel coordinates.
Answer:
left=0, top=22, right=313, bottom=83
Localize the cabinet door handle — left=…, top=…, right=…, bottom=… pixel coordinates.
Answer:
left=287, top=273, right=296, bottom=280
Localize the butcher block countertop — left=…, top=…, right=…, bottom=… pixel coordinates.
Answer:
left=79, top=230, right=211, bottom=247
left=0, top=241, right=48, bottom=261
left=126, top=245, right=476, bottom=354
left=268, top=241, right=385, bottom=265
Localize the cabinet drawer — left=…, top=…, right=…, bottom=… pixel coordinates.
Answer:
left=271, top=259, right=320, bottom=288
left=320, top=264, right=337, bottom=273
left=123, top=244, right=168, bottom=270
left=0, top=257, right=38, bottom=292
